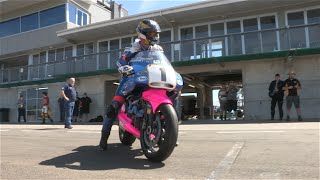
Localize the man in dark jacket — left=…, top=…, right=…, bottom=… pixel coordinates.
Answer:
left=268, top=73, right=285, bottom=120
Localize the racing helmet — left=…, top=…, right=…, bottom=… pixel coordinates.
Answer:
left=136, top=19, right=161, bottom=45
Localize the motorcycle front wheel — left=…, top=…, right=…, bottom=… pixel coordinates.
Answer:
left=140, top=104, right=178, bottom=162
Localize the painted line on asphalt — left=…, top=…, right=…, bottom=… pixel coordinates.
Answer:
left=0, top=129, right=9, bottom=132
left=260, top=172, right=280, bottom=180
left=207, top=142, right=244, bottom=180
left=21, top=130, right=50, bottom=132
left=67, top=130, right=100, bottom=134
left=216, top=130, right=285, bottom=134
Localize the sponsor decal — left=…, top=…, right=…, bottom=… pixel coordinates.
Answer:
left=177, top=79, right=183, bottom=85
left=137, top=70, right=148, bottom=75
left=137, top=76, right=148, bottom=82
left=153, top=59, right=161, bottom=64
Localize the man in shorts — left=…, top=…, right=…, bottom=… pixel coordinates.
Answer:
left=283, top=70, right=302, bottom=121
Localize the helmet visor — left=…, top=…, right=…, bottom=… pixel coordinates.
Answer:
left=147, top=32, right=159, bottom=43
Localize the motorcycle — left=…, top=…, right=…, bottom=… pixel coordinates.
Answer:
left=117, top=50, right=183, bottom=162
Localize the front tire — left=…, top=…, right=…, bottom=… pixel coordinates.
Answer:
left=140, top=104, right=178, bottom=162
left=119, top=127, right=136, bottom=146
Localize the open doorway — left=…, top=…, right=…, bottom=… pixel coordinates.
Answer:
left=180, top=70, right=244, bottom=120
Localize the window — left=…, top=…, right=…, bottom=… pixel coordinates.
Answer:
left=260, top=16, right=278, bottom=52
left=160, top=31, right=172, bottom=61
left=110, top=39, right=120, bottom=68
left=288, top=11, right=304, bottom=26
left=65, top=46, right=73, bottom=60
left=77, top=10, right=83, bottom=26
left=68, top=3, right=89, bottom=26
left=83, top=13, right=88, bottom=25
left=180, top=27, right=194, bottom=60
left=40, top=5, right=66, bottom=28
left=0, top=4, right=66, bottom=38
left=195, top=25, right=209, bottom=58
left=21, top=13, right=39, bottom=32
left=85, top=43, right=94, bottom=54
left=0, top=18, right=20, bottom=37
left=48, top=50, right=56, bottom=62
left=307, top=8, right=320, bottom=47
left=99, top=41, right=108, bottom=70
left=287, top=11, right=306, bottom=48
left=76, top=44, right=85, bottom=57
left=68, top=4, right=77, bottom=24
left=227, top=20, right=242, bottom=55
left=243, top=18, right=260, bottom=54
left=211, top=23, right=225, bottom=57
left=32, top=54, right=40, bottom=79
left=56, top=48, right=64, bottom=61
left=121, top=37, right=132, bottom=48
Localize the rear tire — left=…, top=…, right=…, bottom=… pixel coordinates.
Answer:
left=119, top=127, right=136, bottom=146
left=141, top=104, right=178, bottom=162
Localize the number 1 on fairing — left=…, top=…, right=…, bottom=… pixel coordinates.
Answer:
left=159, top=67, right=166, bottom=82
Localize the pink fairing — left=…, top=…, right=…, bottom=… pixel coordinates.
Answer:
left=142, top=89, right=173, bottom=113
left=118, top=112, right=140, bottom=138
left=117, top=88, right=172, bottom=139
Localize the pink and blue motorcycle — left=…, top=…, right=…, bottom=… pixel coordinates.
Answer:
left=117, top=50, right=183, bottom=162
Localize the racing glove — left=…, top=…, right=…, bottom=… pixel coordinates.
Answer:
left=118, top=65, right=134, bottom=76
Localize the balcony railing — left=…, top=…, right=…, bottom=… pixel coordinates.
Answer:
left=0, top=23, right=319, bottom=85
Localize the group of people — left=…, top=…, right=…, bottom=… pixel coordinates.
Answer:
left=218, top=82, right=240, bottom=120
left=268, top=70, right=302, bottom=121
left=16, top=77, right=92, bottom=127
left=58, top=91, right=92, bottom=123
left=60, top=78, right=92, bottom=129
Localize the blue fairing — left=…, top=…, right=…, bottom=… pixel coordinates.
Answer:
left=121, top=50, right=183, bottom=95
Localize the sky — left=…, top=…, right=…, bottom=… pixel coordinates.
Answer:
left=115, top=0, right=207, bottom=15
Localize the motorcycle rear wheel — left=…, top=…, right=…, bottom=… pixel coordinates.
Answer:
left=140, top=104, right=178, bottom=162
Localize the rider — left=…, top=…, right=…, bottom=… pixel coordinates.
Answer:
left=99, top=19, right=164, bottom=150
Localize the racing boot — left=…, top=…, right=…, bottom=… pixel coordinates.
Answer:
left=98, top=101, right=122, bottom=151
left=99, top=130, right=110, bottom=151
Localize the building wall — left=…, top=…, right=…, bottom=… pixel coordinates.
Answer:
left=88, top=4, right=111, bottom=23
left=242, top=55, right=320, bottom=120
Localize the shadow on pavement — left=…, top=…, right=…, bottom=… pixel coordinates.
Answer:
left=180, top=119, right=319, bottom=125
left=34, top=128, right=62, bottom=130
left=39, top=144, right=165, bottom=170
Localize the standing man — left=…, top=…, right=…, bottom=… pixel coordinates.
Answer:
left=17, top=95, right=26, bottom=123
left=283, top=70, right=302, bottom=121
left=268, top=74, right=285, bottom=120
left=61, top=77, right=76, bottom=129
left=80, top=92, right=92, bottom=122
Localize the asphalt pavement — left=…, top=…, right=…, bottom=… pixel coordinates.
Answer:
left=1, top=119, right=319, bottom=179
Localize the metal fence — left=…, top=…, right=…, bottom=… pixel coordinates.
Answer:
left=0, top=23, right=319, bottom=85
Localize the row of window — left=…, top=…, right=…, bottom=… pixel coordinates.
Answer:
left=0, top=5, right=66, bottom=38
left=0, top=3, right=90, bottom=38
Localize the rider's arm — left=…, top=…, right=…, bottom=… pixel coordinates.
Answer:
left=117, top=41, right=141, bottom=68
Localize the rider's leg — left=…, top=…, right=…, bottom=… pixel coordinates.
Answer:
left=99, top=78, right=128, bottom=150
